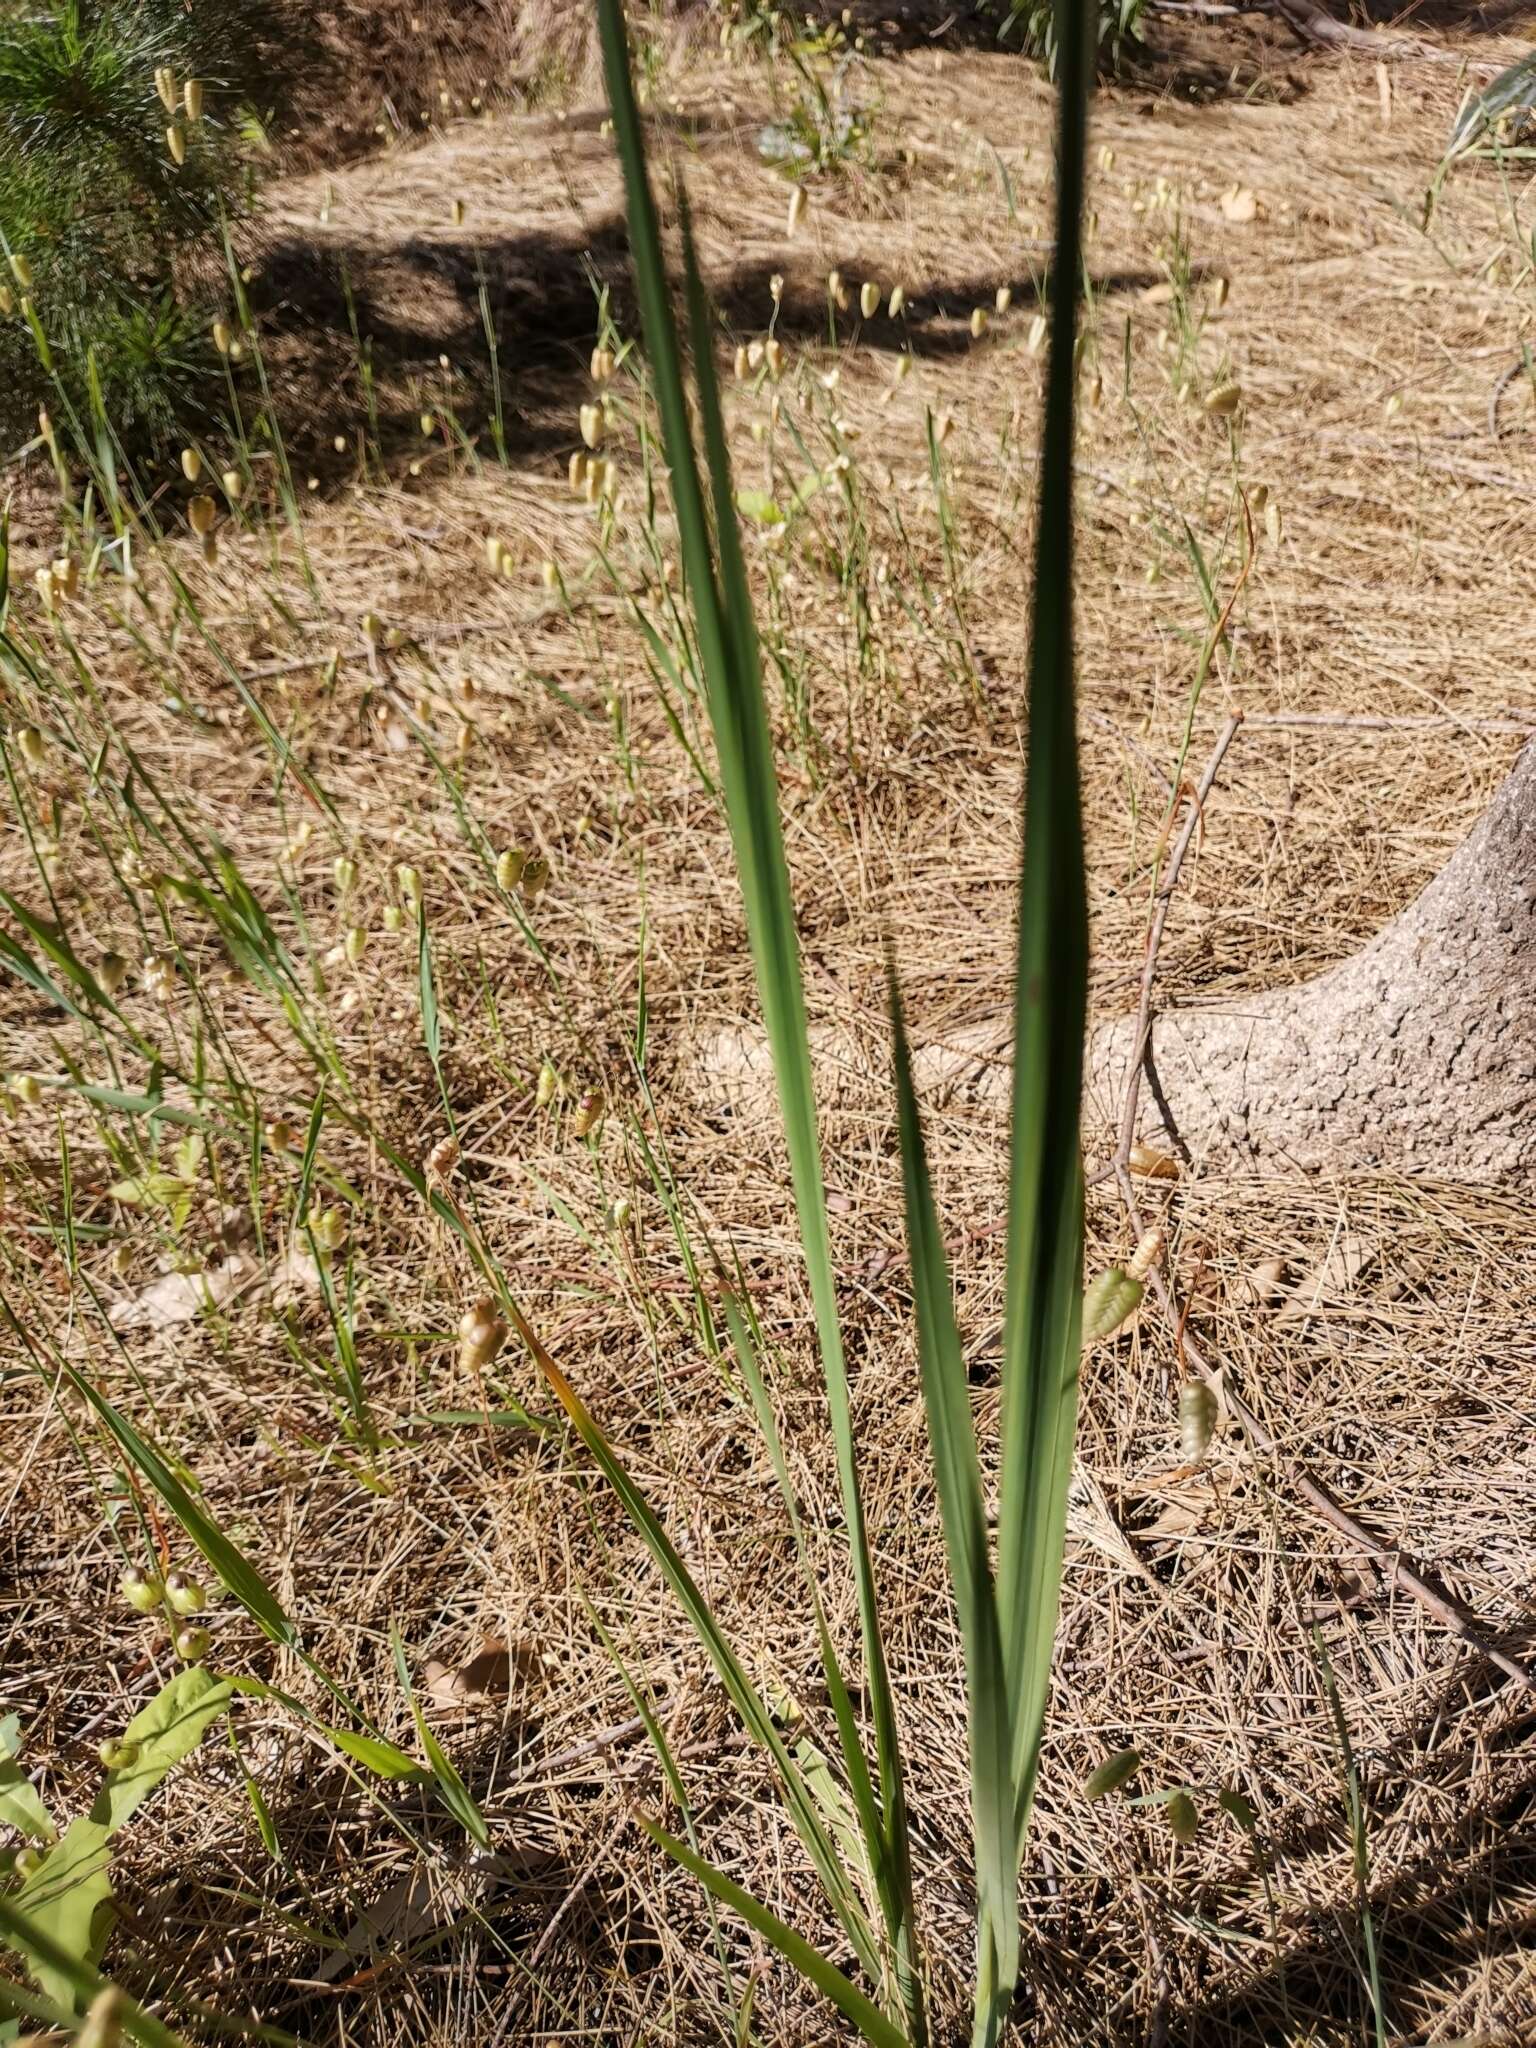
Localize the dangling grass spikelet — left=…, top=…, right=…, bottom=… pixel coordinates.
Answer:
left=1178, top=1381, right=1218, bottom=1464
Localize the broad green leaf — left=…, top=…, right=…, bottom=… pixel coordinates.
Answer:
left=635, top=1816, right=907, bottom=2048
left=0, top=1894, right=184, bottom=2047
left=0, top=1761, right=53, bottom=1842
left=13, top=1817, right=111, bottom=2011
left=90, top=1668, right=233, bottom=1836
left=62, top=1368, right=297, bottom=1648
left=107, top=1172, right=185, bottom=1211
left=733, top=487, right=783, bottom=526
left=1083, top=1748, right=1142, bottom=1802
left=328, top=1727, right=426, bottom=1783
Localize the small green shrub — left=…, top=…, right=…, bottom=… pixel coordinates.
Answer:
left=0, top=0, right=292, bottom=450
left=1003, top=0, right=1145, bottom=73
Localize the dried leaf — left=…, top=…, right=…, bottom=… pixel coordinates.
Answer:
left=422, top=1639, right=535, bottom=1714
left=109, top=1255, right=256, bottom=1330
left=1276, top=1233, right=1375, bottom=1320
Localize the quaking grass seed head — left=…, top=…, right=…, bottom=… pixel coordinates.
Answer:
left=1179, top=1380, right=1218, bottom=1464
left=184, top=79, right=203, bottom=121
left=75, top=1986, right=126, bottom=2048
left=571, top=1088, right=604, bottom=1139
left=459, top=1296, right=508, bottom=1372
left=187, top=494, right=216, bottom=536
left=119, top=1565, right=164, bottom=1613
left=164, top=1569, right=206, bottom=1615
left=535, top=1060, right=557, bottom=1108
left=98, top=950, right=128, bottom=994
left=344, top=925, right=367, bottom=963
left=521, top=854, right=549, bottom=899
left=426, top=1133, right=459, bottom=1180
left=495, top=847, right=526, bottom=891
left=165, top=124, right=186, bottom=166
left=1081, top=1266, right=1143, bottom=1344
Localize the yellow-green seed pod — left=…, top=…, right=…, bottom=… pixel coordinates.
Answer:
left=888, top=284, right=906, bottom=317
left=98, top=950, right=129, bottom=995
left=164, top=1569, right=206, bottom=1616
left=970, top=306, right=988, bottom=339
left=211, top=317, right=232, bottom=355
left=180, top=447, right=201, bottom=482
left=173, top=1624, right=210, bottom=1663
left=382, top=904, right=404, bottom=933
left=608, top=1195, right=633, bottom=1230
left=332, top=855, right=357, bottom=895
left=787, top=185, right=806, bottom=235
left=395, top=863, right=421, bottom=903
left=98, top=1738, right=140, bottom=1772
left=142, top=953, right=176, bottom=999
left=1165, top=1791, right=1199, bottom=1845
left=420, top=410, right=436, bottom=437
left=540, top=558, right=558, bottom=591
left=33, top=566, right=57, bottom=612
left=17, top=724, right=45, bottom=769
left=1179, top=1380, right=1218, bottom=1464
left=764, top=337, right=784, bottom=379
left=308, top=1204, right=347, bottom=1252
left=264, top=1118, right=296, bottom=1152
left=1211, top=274, right=1230, bottom=309
left=535, top=1060, right=557, bottom=1109
left=733, top=343, right=750, bottom=381
left=166, top=124, right=186, bottom=166
left=187, top=493, right=216, bottom=536
left=184, top=80, right=204, bottom=121
left=579, top=402, right=604, bottom=450
left=344, top=925, right=368, bottom=964
left=1265, top=499, right=1282, bottom=546
left=155, top=65, right=177, bottom=112
left=495, top=847, right=526, bottom=892
left=769, top=271, right=784, bottom=304
left=859, top=280, right=880, bottom=320
left=1027, top=313, right=1047, bottom=355
left=995, top=284, right=1012, bottom=314
left=426, top=1134, right=459, bottom=1180
left=12, top=1073, right=42, bottom=1107
left=571, top=1087, right=604, bottom=1139
left=201, top=532, right=218, bottom=567
left=1204, top=382, right=1242, bottom=418
left=221, top=467, right=243, bottom=502
left=458, top=1295, right=508, bottom=1372
left=0, top=285, right=12, bottom=316
left=568, top=451, right=589, bottom=493
left=10, top=251, right=32, bottom=289
left=590, top=345, right=615, bottom=382
left=120, top=1565, right=163, bottom=1614
left=1083, top=1748, right=1141, bottom=1801
left=521, top=854, right=550, bottom=900
left=1248, top=482, right=1269, bottom=515
left=1082, top=1266, right=1143, bottom=1343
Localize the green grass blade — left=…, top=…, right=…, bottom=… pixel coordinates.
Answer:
left=513, top=1298, right=884, bottom=1985
left=633, top=1816, right=909, bottom=2048
left=58, top=1365, right=298, bottom=1648
left=887, top=976, right=1016, bottom=2008
left=595, top=0, right=915, bottom=2012
left=993, top=0, right=1092, bottom=1855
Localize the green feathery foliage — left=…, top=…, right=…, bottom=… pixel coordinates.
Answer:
left=0, top=0, right=293, bottom=448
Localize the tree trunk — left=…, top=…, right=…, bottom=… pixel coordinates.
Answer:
left=1092, top=737, right=1536, bottom=1178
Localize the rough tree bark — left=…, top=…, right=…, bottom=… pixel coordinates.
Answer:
left=1092, top=737, right=1536, bottom=1178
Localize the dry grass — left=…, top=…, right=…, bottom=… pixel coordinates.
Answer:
left=7, top=9, right=1536, bottom=2046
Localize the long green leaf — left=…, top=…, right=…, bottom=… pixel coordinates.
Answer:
left=633, top=1816, right=908, bottom=2048
left=994, top=0, right=1091, bottom=1871
left=0, top=1894, right=185, bottom=2048
left=888, top=978, right=1016, bottom=2012
left=594, top=0, right=916, bottom=2019
left=62, top=1367, right=297, bottom=1647
left=511, top=1299, right=883, bottom=1987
